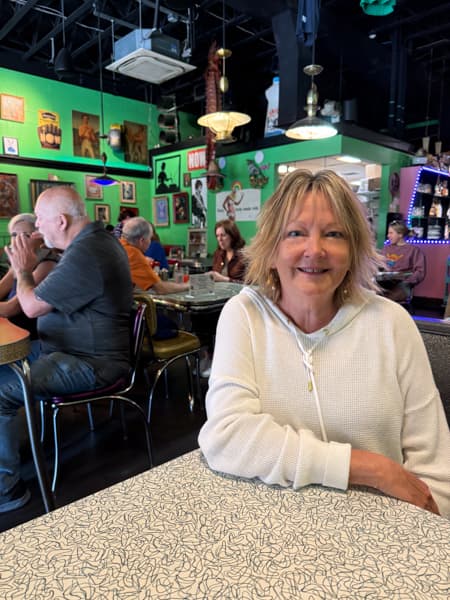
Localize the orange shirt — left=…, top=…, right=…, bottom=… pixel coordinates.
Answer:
left=120, top=238, right=160, bottom=290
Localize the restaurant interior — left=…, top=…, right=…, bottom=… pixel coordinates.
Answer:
left=0, top=1, right=449, bottom=596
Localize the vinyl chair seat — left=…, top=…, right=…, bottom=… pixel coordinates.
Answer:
left=51, top=376, right=128, bottom=404
left=151, top=331, right=201, bottom=360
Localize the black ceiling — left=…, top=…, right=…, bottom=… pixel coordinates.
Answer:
left=1, top=0, right=450, bottom=151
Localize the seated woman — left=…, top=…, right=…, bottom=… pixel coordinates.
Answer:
left=379, top=220, right=425, bottom=302
left=209, top=219, right=246, bottom=283
left=0, top=213, right=59, bottom=338
left=199, top=169, right=450, bottom=518
left=144, top=222, right=169, bottom=270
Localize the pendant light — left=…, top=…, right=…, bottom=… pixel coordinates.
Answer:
left=197, top=0, right=251, bottom=142
left=92, top=27, right=118, bottom=186
left=285, top=40, right=337, bottom=140
left=54, top=0, right=75, bottom=79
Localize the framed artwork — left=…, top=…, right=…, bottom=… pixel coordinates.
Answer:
left=94, top=204, right=110, bottom=223
left=72, top=110, right=100, bottom=159
left=191, top=176, right=207, bottom=228
left=120, top=181, right=136, bottom=203
left=123, top=121, right=148, bottom=165
left=85, top=175, right=103, bottom=199
left=154, top=155, right=180, bottom=194
left=120, top=206, right=139, bottom=217
left=0, top=173, right=19, bottom=218
left=173, top=192, right=189, bottom=224
left=183, top=172, right=191, bottom=187
left=30, top=179, right=75, bottom=207
left=3, top=137, right=19, bottom=156
left=0, top=94, right=24, bottom=122
left=152, top=196, right=170, bottom=227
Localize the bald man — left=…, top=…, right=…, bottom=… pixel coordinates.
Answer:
left=0, top=186, right=133, bottom=513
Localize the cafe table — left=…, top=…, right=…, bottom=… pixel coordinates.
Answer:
left=0, top=450, right=448, bottom=599
left=150, top=280, right=245, bottom=314
left=0, top=318, right=54, bottom=513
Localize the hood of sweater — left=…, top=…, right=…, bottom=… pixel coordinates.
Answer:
left=241, top=286, right=374, bottom=441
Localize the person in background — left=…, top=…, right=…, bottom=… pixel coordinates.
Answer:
left=113, top=208, right=135, bottom=239
left=209, top=219, right=246, bottom=283
left=121, top=217, right=187, bottom=295
left=199, top=169, right=450, bottom=518
left=144, top=222, right=169, bottom=270
left=0, top=186, right=133, bottom=512
left=379, top=220, right=426, bottom=302
left=0, top=213, right=59, bottom=339
left=105, top=224, right=115, bottom=233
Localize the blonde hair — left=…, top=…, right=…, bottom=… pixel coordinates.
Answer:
left=8, top=213, right=36, bottom=234
left=244, top=169, right=382, bottom=306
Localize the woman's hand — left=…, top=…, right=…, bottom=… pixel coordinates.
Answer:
left=350, top=449, right=440, bottom=515
left=209, top=271, right=229, bottom=283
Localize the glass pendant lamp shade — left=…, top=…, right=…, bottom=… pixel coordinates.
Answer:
left=92, top=152, right=118, bottom=186
left=285, top=115, right=338, bottom=140
left=197, top=111, right=251, bottom=142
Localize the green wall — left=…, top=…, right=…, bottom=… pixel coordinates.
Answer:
left=0, top=67, right=411, bottom=252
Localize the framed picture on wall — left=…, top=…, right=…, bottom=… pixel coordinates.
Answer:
left=173, top=192, right=189, bottom=224
left=94, top=204, right=110, bottom=224
left=2, top=137, right=19, bottom=156
left=85, top=175, right=103, bottom=199
left=120, top=181, right=136, bottom=203
left=0, top=94, right=24, bottom=122
left=30, top=179, right=75, bottom=207
left=154, top=155, right=181, bottom=194
left=152, top=196, right=170, bottom=227
left=0, top=173, right=19, bottom=218
left=120, top=206, right=139, bottom=217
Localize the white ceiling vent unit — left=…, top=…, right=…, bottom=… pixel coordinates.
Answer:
left=106, top=29, right=196, bottom=84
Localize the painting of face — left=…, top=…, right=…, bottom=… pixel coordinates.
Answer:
left=273, top=191, right=350, bottom=314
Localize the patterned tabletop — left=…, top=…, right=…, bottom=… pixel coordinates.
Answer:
left=0, top=450, right=448, bottom=599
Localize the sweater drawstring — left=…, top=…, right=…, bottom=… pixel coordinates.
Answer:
left=301, top=349, right=328, bottom=443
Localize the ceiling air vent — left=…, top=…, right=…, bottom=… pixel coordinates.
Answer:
left=106, top=29, right=196, bottom=85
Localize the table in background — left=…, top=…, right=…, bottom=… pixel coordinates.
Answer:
left=150, top=281, right=244, bottom=335
left=0, top=450, right=448, bottom=599
left=0, top=318, right=54, bottom=512
left=376, top=270, right=412, bottom=282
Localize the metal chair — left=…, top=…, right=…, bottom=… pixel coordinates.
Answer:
left=40, top=302, right=153, bottom=492
left=133, top=294, right=202, bottom=422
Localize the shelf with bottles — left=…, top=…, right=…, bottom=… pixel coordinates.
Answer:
left=187, top=228, right=207, bottom=258
left=408, top=166, right=450, bottom=243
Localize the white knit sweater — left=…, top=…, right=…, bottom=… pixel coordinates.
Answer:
left=198, top=287, right=450, bottom=517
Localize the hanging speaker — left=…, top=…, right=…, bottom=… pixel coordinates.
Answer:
left=54, top=47, right=75, bottom=79
left=158, top=113, right=176, bottom=128
left=343, top=99, right=358, bottom=123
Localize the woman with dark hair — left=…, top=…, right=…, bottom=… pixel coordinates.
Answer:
left=209, top=219, right=246, bottom=283
left=380, top=220, right=425, bottom=302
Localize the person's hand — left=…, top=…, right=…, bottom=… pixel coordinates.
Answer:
left=350, top=450, right=440, bottom=515
left=4, top=233, right=38, bottom=275
left=210, top=271, right=229, bottom=283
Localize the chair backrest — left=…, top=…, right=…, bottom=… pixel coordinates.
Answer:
left=129, top=301, right=147, bottom=378
left=133, top=294, right=158, bottom=338
left=414, top=318, right=450, bottom=426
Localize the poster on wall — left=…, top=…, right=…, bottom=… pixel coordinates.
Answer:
left=216, top=187, right=261, bottom=222
left=124, top=121, right=148, bottom=165
left=154, top=155, right=181, bottom=194
left=30, top=179, right=75, bottom=207
left=0, top=94, right=24, bottom=122
left=72, top=110, right=100, bottom=159
left=0, top=173, right=19, bottom=218
left=191, top=176, right=207, bottom=228
left=37, top=110, right=61, bottom=150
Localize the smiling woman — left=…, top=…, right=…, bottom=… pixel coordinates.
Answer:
left=199, top=169, right=450, bottom=519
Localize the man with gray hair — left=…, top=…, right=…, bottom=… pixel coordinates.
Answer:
left=121, top=216, right=189, bottom=294
left=0, top=186, right=133, bottom=513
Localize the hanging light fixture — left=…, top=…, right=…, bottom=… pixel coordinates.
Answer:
left=92, top=26, right=118, bottom=186
left=197, top=0, right=251, bottom=142
left=54, top=0, right=75, bottom=79
left=285, top=63, right=337, bottom=140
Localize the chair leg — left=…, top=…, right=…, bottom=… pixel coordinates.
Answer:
left=87, top=402, right=95, bottom=431
left=119, top=403, right=128, bottom=440
left=185, top=354, right=197, bottom=413
left=40, top=401, right=46, bottom=443
left=51, top=406, right=61, bottom=493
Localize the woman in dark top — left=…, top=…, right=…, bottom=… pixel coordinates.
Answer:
left=210, top=219, right=246, bottom=283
